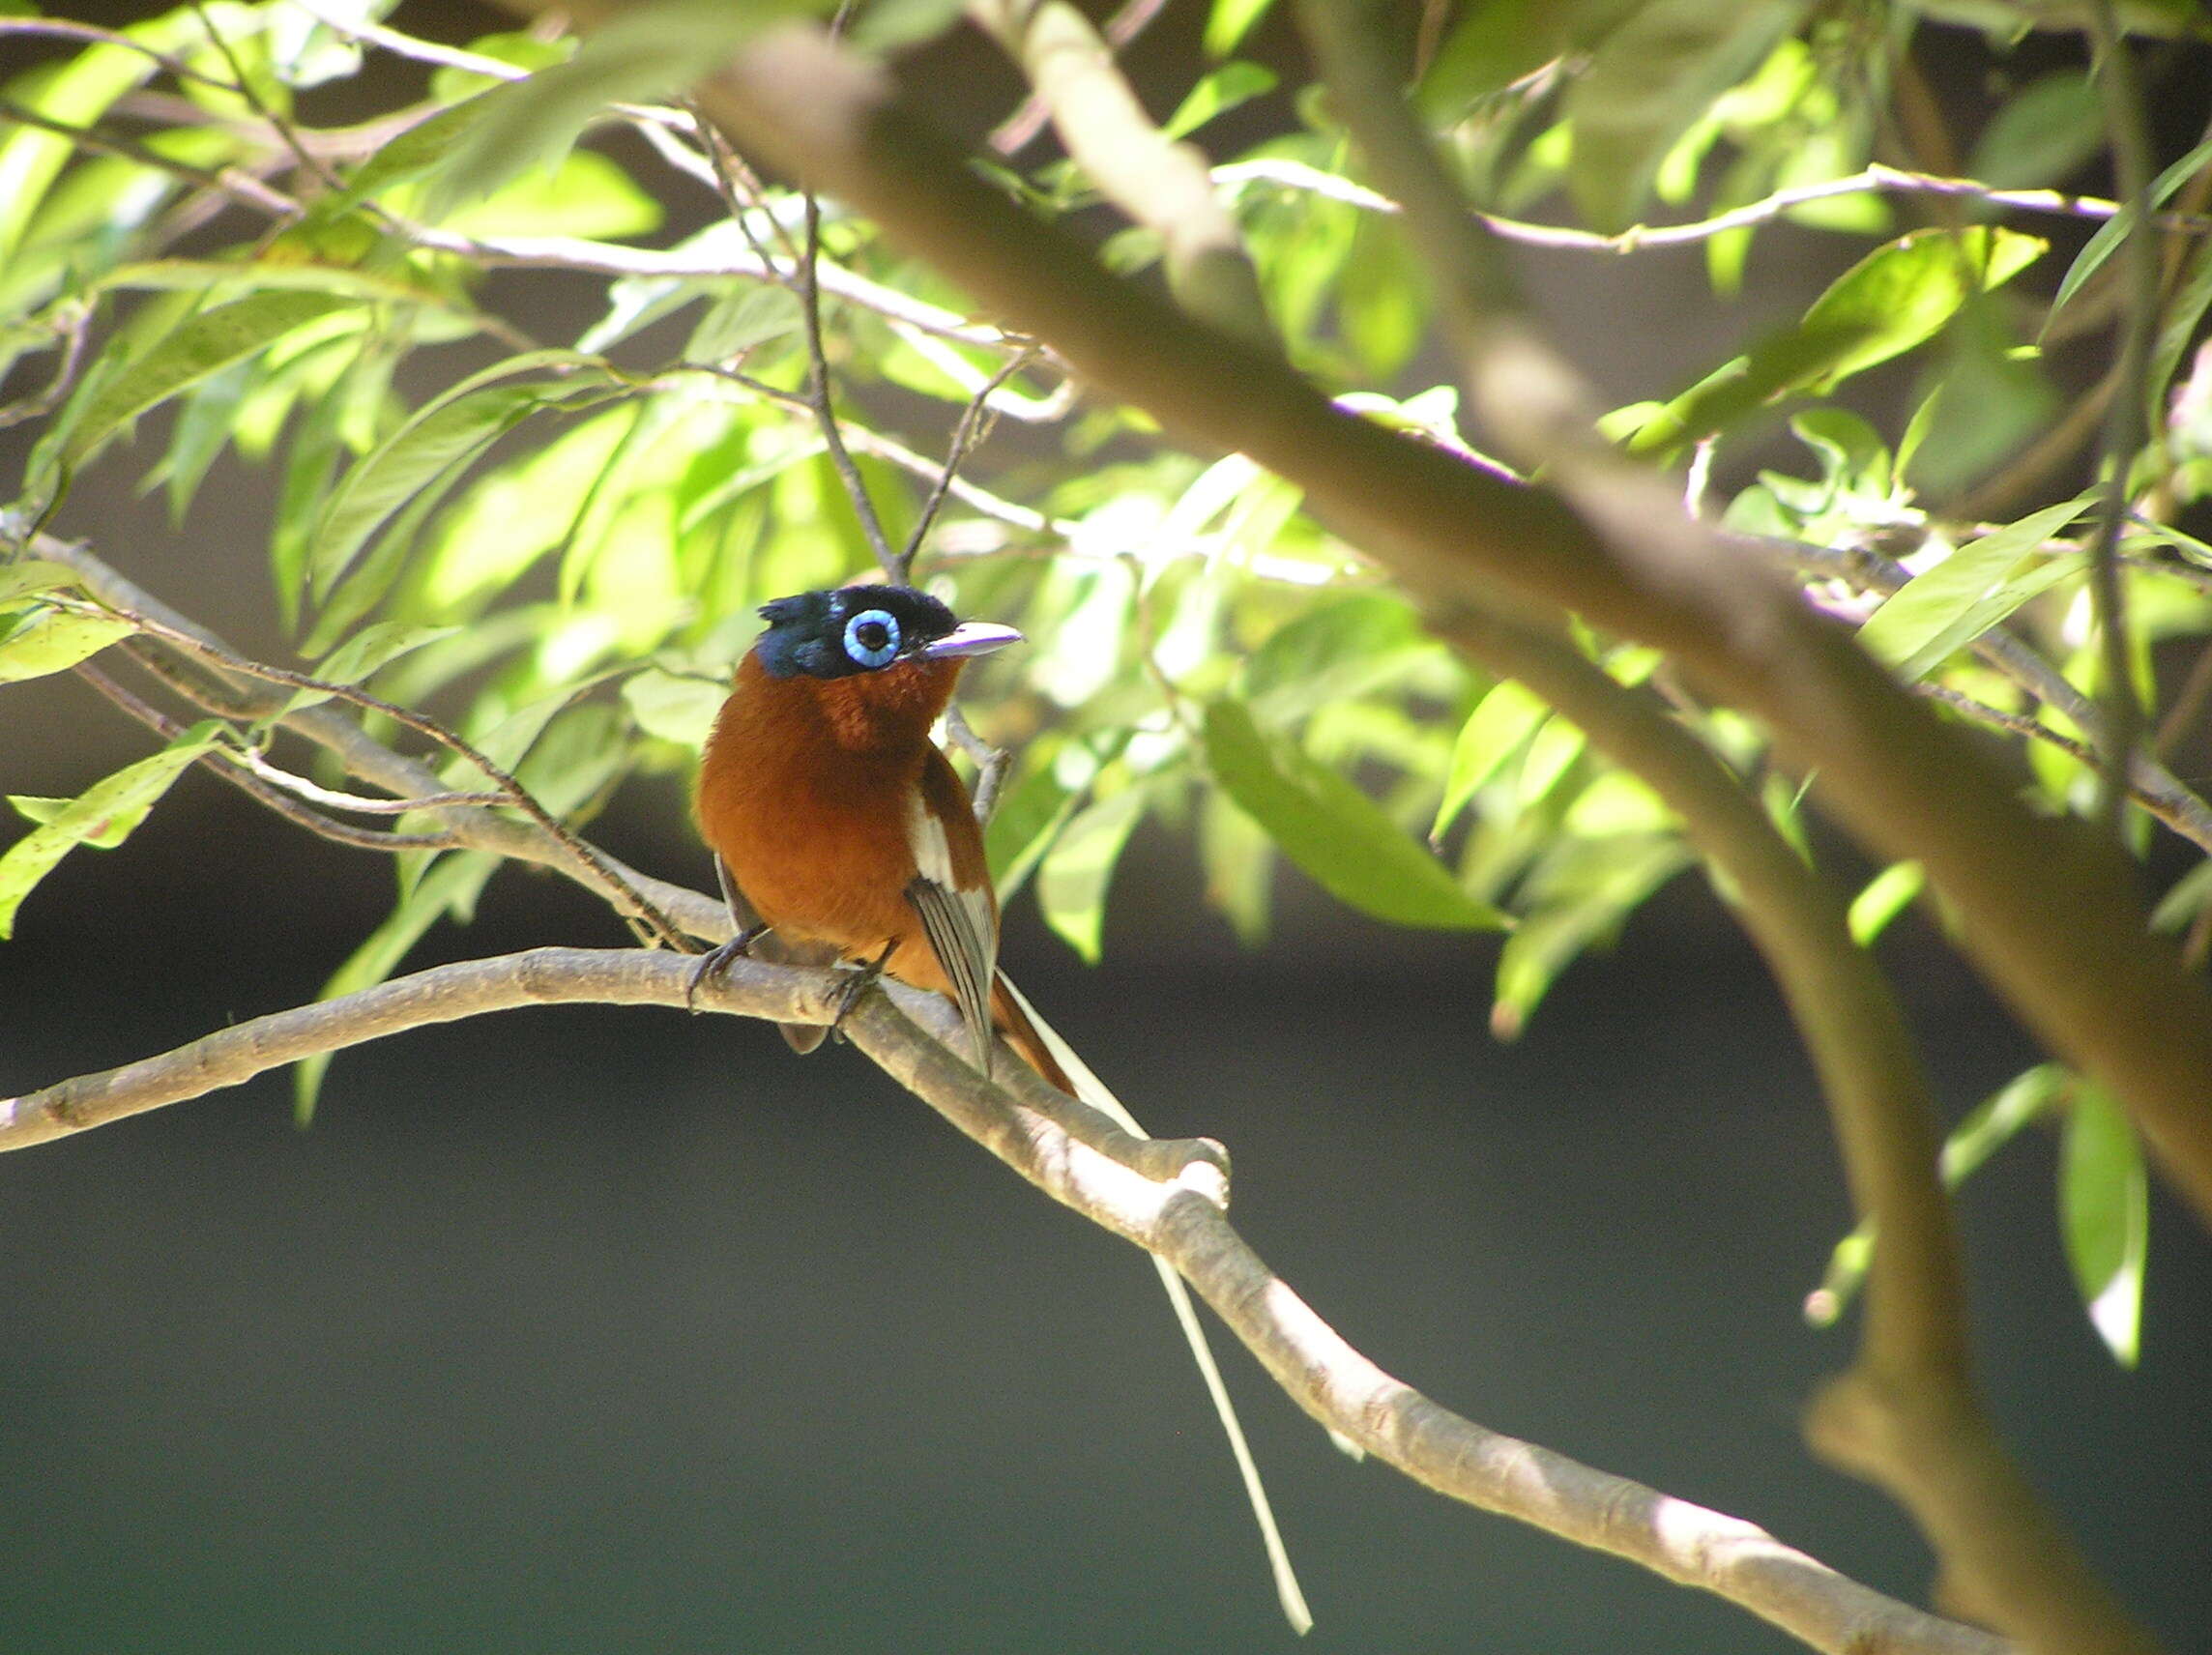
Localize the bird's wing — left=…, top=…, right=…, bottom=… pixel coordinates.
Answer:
left=995, top=973, right=1313, bottom=1636
left=902, top=788, right=999, bottom=1076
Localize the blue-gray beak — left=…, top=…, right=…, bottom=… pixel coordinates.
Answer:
left=919, top=620, right=1024, bottom=660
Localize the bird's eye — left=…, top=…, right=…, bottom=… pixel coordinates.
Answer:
left=842, top=608, right=901, bottom=669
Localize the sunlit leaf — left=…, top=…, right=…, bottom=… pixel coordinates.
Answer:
left=2061, top=1079, right=2147, bottom=1367
left=2049, top=130, right=2212, bottom=329
left=0, top=607, right=131, bottom=682
left=1246, top=591, right=1427, bottom=722
left=1163, top=63, right=1277, bottom=142
left=44, top=291, right=353, bottom=477
left=1633, top=227, right=2047, bottom=452
left=1204, top=0, right=1278, bottom=58
left=295, top=849, right=499, bottom=1120
left=1857, top=496, right=2090, bottom=682
left=1432, top=680, right=1547, bottom=840
left=623, top=667, right=726, bottom=748
left=0, top=722, right=220, bottom=939
left=1565, top=0, right=1802, bottom=233
left=1037, top=786, right=1149, bottom=964
left=1204, top=697, right=1503, bottom=930
left=1807, top=1063, right=2066, bottom=1326
left=1848, top=859, right=1924, bottom=944
left=1492, top=833, right=1692, bottom=1038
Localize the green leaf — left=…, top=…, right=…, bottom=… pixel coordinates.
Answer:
left=2061, top=1079, right=2147, bottom=1367
left=0, top=560, right=79, bottom=603
left=1432, top=680, right=1548, bottom=840
left=440, top=150, right=663, bottom=241
left=1857, top=496, right=2090, bottom=682
left=1037, top=786, right=1149, bottom=964
left=1162, top=63, right=1277, bottom=142
left=1492, top=832, right=1693, bottom=1038
left=1633, top=227, right=2048, bottom=453
left=1969, top=70, right=2104, bottom=191
left=47, top=291, right=353, bottom=476
left=1565, top=0, right=1802, bottom=233
left=0, top=607, right=131, bottom=682
left=0, top=722, right=220, bottom=939
left=1203, top=0, right=1277, bottom=58
left=622, top=667, right=726, bottom=748
left=683, top=283, right=802, bottom=364
left=1848, top=859, right=1924, bottom=945
left=2049, top=130, right=2212, bottom=328
left=309, top=354, right=613, bottom=603
left=1245, top=591, right=1427, bottom=722
left=1807, top=1063, right=2065, bottom=1327
left=1204, top=697, right=1503, bottom=930
left=284, top=622, right=462, bottom=714
left=424, top=0, right=818, bottom=218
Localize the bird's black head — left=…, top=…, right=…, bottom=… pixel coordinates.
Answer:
left=753, top=585, right=1022, bottom=680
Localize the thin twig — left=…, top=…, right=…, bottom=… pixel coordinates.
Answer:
left=1208, top=158, right=2212, bottom=249
left=73, top=662, right=465, bottom=853
left=0, top=97, right=302, bottom=220
left=74, top=599, right=689, bottom=950
left=799, top=190, right=900, bottom=577
left=0, top=302, right=95, bottom=432
left=898, top=344, right=1035, bottom=574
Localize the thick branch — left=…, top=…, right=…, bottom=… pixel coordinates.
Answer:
left=967, top=0, right=1270, bottom=342
left=0, top=944, right=2005, bottom=1655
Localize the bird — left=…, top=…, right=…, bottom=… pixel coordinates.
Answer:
left=691, top=582, right=1311, bottom=1632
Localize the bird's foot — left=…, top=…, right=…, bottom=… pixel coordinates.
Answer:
left=685, top=922, right=768, bottom=1011
left=827, top=941, right=898, bottom=1044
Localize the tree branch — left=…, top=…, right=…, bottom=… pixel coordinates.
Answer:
left=0, top=943, right=2008, bottom=1655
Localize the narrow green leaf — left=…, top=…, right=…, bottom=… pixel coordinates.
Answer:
left=1492, top=833, right=1692, bottom=1038
left=51, top=291, right=352, bottom=474
left=0, top=722, right=220, bottom=938
left=2049, top=131, right=2212, bottom=327
left=1969, top=71, right=2104, bottom=191
left=1245, top=591, right=1426, bottom=722
left=1808, top=1063, right=2067, bottom=1327
left=0, top=607, right=131, bottom=682
left=1037, top=786, right=1149, bottom=964
left=309, top=357, right=610, bottom=602
left=1432, top=680, right=1547, bottom=840
left=683, top=283, right=802, bottom=364
left=1565, top=0, right=1802, bottom=233
left=283, top=622, right=462, bottom=715
left=1204, top=697, right=1503, bottom=930
left=425, top=0, right=816, bottom=218
left=2061, top=1080, right=2147, bottom=1367
left=1857, top=496, right=2090, bottom=681
left=1848, top=859, right=1924, bottom=944
left=1203, top=0, right=1277, bottom=58
left=1162, top=63, right=1277, bottom=142
left=1634, top=227, right=2048, bottom=453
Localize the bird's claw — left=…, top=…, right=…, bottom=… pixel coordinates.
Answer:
left=685, top=922, right=767, bottom=1011
left=827, top=942, right=897, bottom=1045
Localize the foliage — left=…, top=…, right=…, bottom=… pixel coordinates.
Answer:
left=5, top=0, right=2210, bottom=1377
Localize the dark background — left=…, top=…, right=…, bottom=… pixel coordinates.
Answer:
left=4, top=4, right=2210, bottom=1651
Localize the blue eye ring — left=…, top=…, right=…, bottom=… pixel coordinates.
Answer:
left=842, top=607, right=901, bottom=669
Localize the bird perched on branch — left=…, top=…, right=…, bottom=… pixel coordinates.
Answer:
left=691, top=582, right=1310, bottom=1632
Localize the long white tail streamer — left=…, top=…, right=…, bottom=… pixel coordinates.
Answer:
left=997, top=974, right=1314, bottom=1636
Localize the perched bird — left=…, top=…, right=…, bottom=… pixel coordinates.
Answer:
left=692, top=583, right=1310, bottom=1631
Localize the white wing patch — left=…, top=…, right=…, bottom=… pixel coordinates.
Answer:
left=904, top=786, right=1000, bottom=1074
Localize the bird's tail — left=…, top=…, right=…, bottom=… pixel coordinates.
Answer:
left=995, top=973, right=1313, bottom=1636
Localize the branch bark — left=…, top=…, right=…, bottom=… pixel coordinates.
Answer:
left=0, top=944, right=2007, bottom=1655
